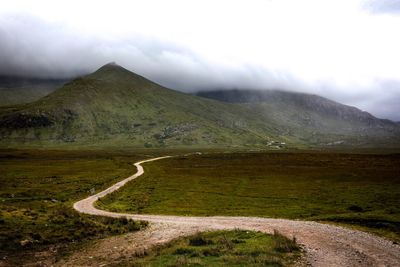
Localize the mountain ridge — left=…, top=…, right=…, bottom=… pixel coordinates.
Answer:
left=196, top=89, right=400, bottom=148
left=0, top=63, right=399, bottom=149
left=0, top=63, right=280, bottom=148
left=196, top=89, right=394, bottom=124
left=0, top=75, right=69, bottom=107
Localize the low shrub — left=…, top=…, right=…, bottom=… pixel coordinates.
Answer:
left=189, top=234, right=214, bottom=246
left=272, top=230, right=300, bottom=253
left=174, top=247, right=195, bottom=255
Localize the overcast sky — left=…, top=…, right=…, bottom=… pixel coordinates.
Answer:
left=1, top=0, right=400, bottom=121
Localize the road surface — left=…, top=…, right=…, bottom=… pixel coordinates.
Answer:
left=67, top=156, right=400, bottom=266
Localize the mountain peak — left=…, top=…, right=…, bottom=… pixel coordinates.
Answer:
left=98, top=61, right=124, bottom=71
left=90, top=62, right=136, bottom=80
left=104, top=61, right=120, bottom=67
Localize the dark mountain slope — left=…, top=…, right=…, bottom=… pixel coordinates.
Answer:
left=0, top=75, right=68, bottom=106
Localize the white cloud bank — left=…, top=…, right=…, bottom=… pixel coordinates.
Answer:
left=0, top=0, right=400, bottom=120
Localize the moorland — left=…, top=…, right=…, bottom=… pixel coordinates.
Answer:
left=99, top=151, right=400, bottom=241
left=1, top=63, right=400, bottom=266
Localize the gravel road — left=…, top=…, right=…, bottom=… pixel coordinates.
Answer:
left=68, top=156, right=400, bottom=267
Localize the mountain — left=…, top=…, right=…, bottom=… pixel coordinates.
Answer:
left=0, top=63, right=399, bottom=149
left=0, top=75, right=68, bottom=106
left=0, top=63, right=281, bottom=148
left=196, top=89, right=400, bottom=147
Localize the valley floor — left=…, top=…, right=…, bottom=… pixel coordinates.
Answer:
left=68, top=156, right=400, bottom=266
left=100, top=151, right=400, bottom=242
left=1, top=149, right=400, bottom=266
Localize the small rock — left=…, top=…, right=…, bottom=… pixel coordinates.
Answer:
left=20, top=239, right=32, bottom=247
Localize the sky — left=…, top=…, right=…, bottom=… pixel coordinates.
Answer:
left=1, top=0, right=400, bottom=121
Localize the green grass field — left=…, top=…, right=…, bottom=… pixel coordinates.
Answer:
left=99, top=152, right=400, bottom=241
left=0, top=149, right=160, bottom=265
left=2, top=149, right=400, bottom=265
left=130, top=230, right=301, bottom=267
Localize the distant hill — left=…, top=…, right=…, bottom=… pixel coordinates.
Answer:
left=0, top=75, right=68, bottom=106
left=0, top=64, right=399, bottom=149
left=196, top=89, right=400, bottom=148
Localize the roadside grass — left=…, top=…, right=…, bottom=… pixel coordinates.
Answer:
left=130, top=230, right=301, bottom=266
left=0, top=149, right=158, bottom=265
left=98, top=152, right=400, bottom=242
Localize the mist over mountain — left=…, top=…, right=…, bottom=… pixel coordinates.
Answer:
left=0, top=75, right=69, bottom=107
left=1, top=0, right=400, bottom=121
left=0, top=63, right=279, bottom=148
left=0, top=63, right=399, bottom=149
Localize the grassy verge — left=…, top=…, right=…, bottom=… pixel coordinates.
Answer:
left=128, top=230, right=301, bottom=266
left=98, top=152, right=400, bottom=241
left=0, top=149, right=156, bottom=265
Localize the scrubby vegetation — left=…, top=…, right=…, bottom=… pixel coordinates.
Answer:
left=0, top=149, right=151, bottom=265
left=1, top=207, right=145, bottom=251
left=99, top=151, right=400, bottom=241
left=131, top=230, right=301, bottom=266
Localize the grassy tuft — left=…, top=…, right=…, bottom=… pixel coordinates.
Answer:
left=131, top=230, right=302, bottom=266
left=272, top=230, right=299, bottom=253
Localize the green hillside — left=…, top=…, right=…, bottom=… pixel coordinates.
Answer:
left=0, top=63, right=399, bottom=149
left=0, top=64, right=281, bottom=148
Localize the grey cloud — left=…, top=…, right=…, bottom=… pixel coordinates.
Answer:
left=0, top=13, right=399, bottom=121
left=358, top=80, right=400, bottom=121
left=0, top=13, right=309, bottom=92
left=302, top=80, right=400, bottom=121
left=0, top=15, right=95, bottom=77
left=363, top=0, right=400, bottom=14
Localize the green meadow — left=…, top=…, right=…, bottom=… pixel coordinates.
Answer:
left=99, top=151, right=400, bottom=241
left=2, top=149, right=399, bottom=266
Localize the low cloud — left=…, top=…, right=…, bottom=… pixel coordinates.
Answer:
left=363, top=0, right=400, bottom=14
left=1, top=1, right=400, bottom=121
left=0, top=14, right=307, bottom=92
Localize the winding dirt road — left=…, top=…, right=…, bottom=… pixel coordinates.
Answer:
left=67, top=156, right=400, bottom=266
